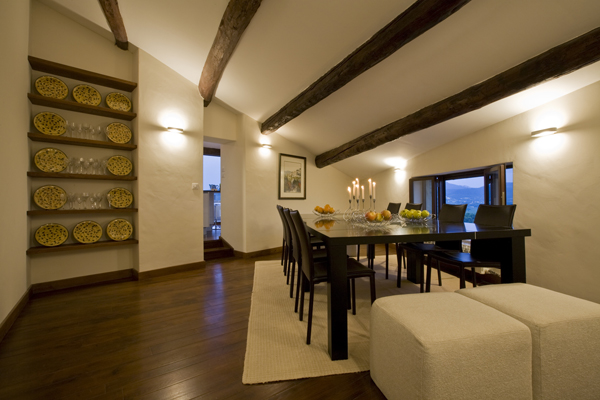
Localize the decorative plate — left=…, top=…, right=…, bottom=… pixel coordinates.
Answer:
left=33, top=112, right=67, bottom=136
left=107, top=187, right=133, bottom=208
left=34, top=148, right=68, bottom=173
left=34, top=76, right=68, bottom=100
left=33, top=185, right=67, bottom=210
left=106, top=122, right=132, bottom=144
left=106, top=218, right=133, bottom=241
left=73, top=221, right=103, bottom=244
left=106, top=92, right=132, bottom=112
left=106, top=155, right=133, bottom=176
left=35, top=223, right=69, bottom=247
left=72, top=84, right=102, bottom=106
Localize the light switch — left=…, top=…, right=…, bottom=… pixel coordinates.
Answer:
left=192, top=183, right=200, bottom=190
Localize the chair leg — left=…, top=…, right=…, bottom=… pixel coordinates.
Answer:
left=351, top=279, right=357, bottom=315
left=283, top=245, right=288, bottom=275
left=281, top=239, right=285, bottom=266
left=287, top=258, right=295, bottom=285
left=385, top=243, right=389, bottom=279
left=294, top=266, right=302, bottom=313
left=426, top=256, right=432, bottom=293
left=370, top=275, right=376, bottom=304
left=299, top=275, right=306, bottom=321
left=307, top=283, right=316, bottom=345
left=459, top=265, right=466, bottom=289
left=289, top=260, right=296, bottom=298
left=437, top=261, right=442, bottom=286
left=347, top=280, right=351, bottom=310
left=396, top=244, right=402, bottom=288
left=357, top=245, right=360, bottom=261
left=472, top=267, right=477, bottom=287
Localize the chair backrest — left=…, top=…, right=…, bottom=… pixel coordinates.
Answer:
left=283, top=208, right=300, bottom=263
left=473, top=204, right=517, bottom=228
left=386, top=202, right=401, bottom=214
left=438, top=204, right=467, bottom=223
left=405, top=203, right=422, bottom=210
left=277, top=205, right=291, bottom=246
left=290, top=210, right=316, bottom=281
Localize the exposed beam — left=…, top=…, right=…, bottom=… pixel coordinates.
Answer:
left=315, top=26, right=600, bottom=168
left=98, top=0, right=129, bottom=50
left=199, top=0, right=262, bottom=107
left=260, top=0, right=471, bottom=134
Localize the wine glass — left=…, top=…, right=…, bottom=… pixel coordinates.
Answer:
left=96, top=125, right=104, bottom=141
left=101, top=159, right=108, bottom=175
left=81, top=192, right=89, bottom=209
left=95, top=192, right=104, bottom=209
left=67, top=192, right=75, bottom=209
left=75, top=193, right=83, bottom=210
left=77, top=158, right=85, bottom=174
left=90, top=158, right=99, bottom=175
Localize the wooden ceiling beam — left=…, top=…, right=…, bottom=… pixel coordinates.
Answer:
left=199, top=0, right=262, bottom=107
left=315, top=26, right=600, bottom=168
left=260, top=0, right=471, bottom=134
left=98, top=0, right=129, bottom=50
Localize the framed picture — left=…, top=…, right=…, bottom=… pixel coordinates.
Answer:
left=279, top=153, right=306, bottom=200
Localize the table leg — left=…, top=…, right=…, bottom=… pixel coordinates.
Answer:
left=471, top=237, right=527, bottom=284
left=327, top=243, right=348, bottom=360
left=405, top=250, right=423, bottom=286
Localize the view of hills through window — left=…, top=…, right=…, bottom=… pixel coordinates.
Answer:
left=445, top=171, right=513, bottom=223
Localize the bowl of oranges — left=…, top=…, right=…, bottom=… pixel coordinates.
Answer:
left=313, top=204, right=338, bottom=217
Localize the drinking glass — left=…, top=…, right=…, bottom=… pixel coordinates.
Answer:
left=96, top=125, right=104, bottom=141
left=75, top=193, right=83, bottom=210
left=95, top=192, right=104, bottom=209
left=90, top=158, right=99, bottom=175
left=81, top=192, right=89, bottom=209
left=67, top=192, right=75, bottom=209
left=101, top=159, right=108, bottom=175
left=82, top=123, right=90, bottom=139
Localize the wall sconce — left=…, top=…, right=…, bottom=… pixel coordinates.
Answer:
left=167, top=127, right=184, bottom=133
left=531, top=127, right=557, bottom=138
left=261, top=143, right=272, bottom=149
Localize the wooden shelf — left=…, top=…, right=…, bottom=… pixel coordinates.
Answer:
left=27, top=239, right=138, bottom=255
left=28, top=93, right=136, bottom=121
left=28, top=171, right=137, bottom=181
left=28, top=132, right=136, bottom=150
left=28, top=208, right=138, bottom=216
left=29, top=56, right=137, bottom=92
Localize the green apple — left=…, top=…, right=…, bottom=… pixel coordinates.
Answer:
left=421, top=210, right=430, bottom=218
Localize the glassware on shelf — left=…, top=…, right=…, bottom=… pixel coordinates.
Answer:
left=81, top=192, right=89, bottom=209
left=67, top=192, right=75, bottom=209
left=88, top=193, right=97, bottom=209
left=100, top=158, right=108, bottom=175
left=95, top=192, right=103, bottom=209
left=75, top=193, right=83, bottom=210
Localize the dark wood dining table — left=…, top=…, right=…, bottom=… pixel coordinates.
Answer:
left=302, top=214, right=532, bottom=361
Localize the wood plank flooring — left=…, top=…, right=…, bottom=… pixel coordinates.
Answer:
left=0, top=252, right=386, bottom=400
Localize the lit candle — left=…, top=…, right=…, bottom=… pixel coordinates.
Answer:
left=356, top=178, right=359, bottom=191
left=373, top=182, right=376, bottom=200
left=348, top=186, right=351, bottom=200
left=368, top=178, right=372, bottom=197
left=361, top=185, right=365, bottom=200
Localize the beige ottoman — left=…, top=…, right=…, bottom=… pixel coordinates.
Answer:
left=370, top=292, right=532, bottom=400
left=457, top=283, right=600, bottom=400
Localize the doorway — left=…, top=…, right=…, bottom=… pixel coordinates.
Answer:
left=203, top=145, right=221, bottom=240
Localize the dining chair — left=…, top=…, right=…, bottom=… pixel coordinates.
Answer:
left=428, top=204, right=517, bottom=290
left=290, top=210, right=376, bottom=345
left=283, top=208, right=327, bottom=301
left=276, top=205, right=290, bottom=275
left=397, top=204, right=467, bottom=292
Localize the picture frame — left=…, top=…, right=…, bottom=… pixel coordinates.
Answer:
left=278, top=153, right=306, bottom=200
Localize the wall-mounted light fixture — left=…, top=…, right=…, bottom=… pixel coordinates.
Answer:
left=531, top=127, right=557, bottom=138
left=167, top=127, right=184, bottom=133
left=261, top=143, right=272, bottom=149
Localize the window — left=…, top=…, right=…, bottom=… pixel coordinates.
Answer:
left=410, top=163, right=513, bottom=222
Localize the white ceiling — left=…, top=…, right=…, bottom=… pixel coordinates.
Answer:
left=44, top=0, right=600, bottom=178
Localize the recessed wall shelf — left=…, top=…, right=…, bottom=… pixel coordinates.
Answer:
left=28, top=172, right=137, bottom=181
left=28, top=209, right=138, bottom=216
left=28, top=132, right=137, bottom=151
left=27, top=239, right=139, bottom=255
left=28, top=93, right=136, bottom=120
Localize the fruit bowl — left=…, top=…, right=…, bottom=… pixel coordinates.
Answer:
left=313, top=209, right=339, bottom=218
left=400, top=214, right=435, bottom=226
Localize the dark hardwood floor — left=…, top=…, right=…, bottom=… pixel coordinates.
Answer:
left=0, top=251, right=386, bottom=400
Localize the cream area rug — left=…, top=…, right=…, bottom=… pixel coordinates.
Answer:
left=242, top=254, right=460, bottom=384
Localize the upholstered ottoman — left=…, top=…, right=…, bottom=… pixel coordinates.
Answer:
left=457, top=283, right=600, bottom=400
left=370, top=292, right=532, bottom=400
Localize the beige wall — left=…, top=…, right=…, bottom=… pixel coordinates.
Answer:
left=136, top=49, right=205, bottom=272
left=374, top=81, right=600, bottom=303
left=221, top=114, right=352, bottom=253
left=0, top=0, right=31, bottom=326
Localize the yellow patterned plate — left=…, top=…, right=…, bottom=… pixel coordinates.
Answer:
left=72, top=84, right=102, bottom=106
left=106, top=92, right=132, bottom=112
left=73, top=221, right=103, bottom=244
left=106, top=122, right=132, bottom=144
left=34, top=148, right=68, bottom=173
left=106, top=155, right=133, bottom=176
left=34, top=76, right=68, bottom=100
left=33, top=112, right=67, bottom=136
left=35, top=223, right=69, bottom=247
left=107, top=187, right=133, bottom=208
left=33, top=185, right=67, bottom=210
left=106, top=218, right=133, bottom=241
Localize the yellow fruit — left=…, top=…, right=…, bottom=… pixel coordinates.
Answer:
left=381, top=210, right=392, bottom=220
left=421, top=210, right=430, bottom=218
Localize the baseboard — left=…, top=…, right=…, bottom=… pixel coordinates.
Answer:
left=0, top=287, right=31, bottom=344
left=134, top=261, right=205, bottom=280
left=234, top=247, right=283, bottom=259
left=31, top=269, right=136, bottom=296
